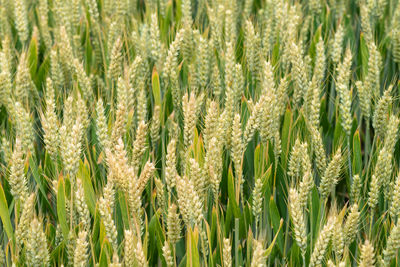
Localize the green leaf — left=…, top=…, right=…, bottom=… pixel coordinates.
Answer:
left=310, top=187, right=321, bottom=241
left=152, top=69, right=161, bottom=107
left=268, top=198, right=283, bottom=253
left=85, top=28, right=92, bottom=72
left=179, top=255, right=187, bottom=267
left=98, top=243, right=109, bottom=267
left=36, top=54, right=50, bottom=87
left=117, top=191, right=129, bottom=228
left=56, top=177, right=69, bottom=238
left=352, top=130, right=362, bottom=176
left=261, top=165, right=272, bottom=194
left=358, top=33, right=369, bottom=77
left=225, top=200, right=234, bottom=237
left=29, top=157, right=54, bottom=217
left=271, top=36, right=281, bottom=66
left=333, top=113, right=345, bottom=150
left=28, top=36, right=38, bottom=77
left=50, top=242, right=65, bottom=263
left=186, top=227, right=200, bottom=267
left=0, top=182, right=13, bottom=241
left=254, top=143, right=269, bottom=180
left=280, top=109, right=293, bottom=169
left=309, top=25, right=322, bottom=61
left=79, top=163, right=96, bottom=216
left=227, top=168, right=240, bottom=218
left=265, top=218, right=284, bottom=258
left=148, top=210, right=165, bottom=265
left=210, top=207, right=218, bottom=251
left=254, top=144, right=261, bottom=178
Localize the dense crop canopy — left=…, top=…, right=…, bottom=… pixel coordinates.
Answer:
left=1, top=0, right=400, bottom=266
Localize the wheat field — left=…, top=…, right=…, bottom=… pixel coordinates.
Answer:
left=0, top=0, right=400, bottom=266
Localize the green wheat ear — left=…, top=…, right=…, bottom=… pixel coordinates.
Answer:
left=383, top=223, right=400, bottom=265
left=124, top=229, right=135, bottom=266
left=223, top=238, right=232, bottom=267
left=359, top=240, right=375, bottom=267
left=0, top=246, right=4, bottom=267
left=167, top=203, right=182, bottom=245
left=319, top=148, right=342, bottom=200
left=74, top=230, right=89, bottom=267
left=309, top=216, right=335, bottom=267
left=288, top=188, right=307, bottom=257
left=162, top=240, right=174, bottom=267
left=9, top=137, right=29, bottom=202
left=26, top=218, right=50, bottom=267
left=251, top=239, right=267, bottom=267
